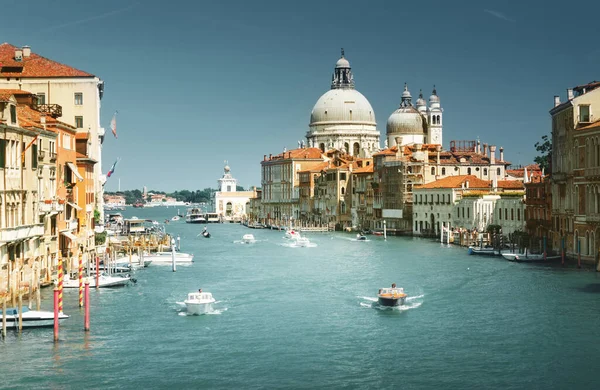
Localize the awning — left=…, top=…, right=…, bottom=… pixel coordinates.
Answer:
left=61, top=231, right=78, bottom=241
left=66, top=162, right=84, bottom=182
left=67, top=201, right=82, bottom=211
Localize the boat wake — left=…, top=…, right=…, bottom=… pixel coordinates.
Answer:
left=279, top=241, right=318, bottom=248
left=358, top=294, right=423, bottom=311
left=174, top=301, right=226, bottom=316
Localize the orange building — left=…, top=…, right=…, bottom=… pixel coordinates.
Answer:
left=76, top=132, right=97, bottom=261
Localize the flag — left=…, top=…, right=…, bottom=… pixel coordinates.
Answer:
left=107, top=159, right=119, bottom=178
left=110, top=111, right=118, bottom=139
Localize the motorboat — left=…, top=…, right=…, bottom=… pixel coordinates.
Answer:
left=0, top=306, right=69, bottom=328
left=114, top=254, right=152, bottom=268
left=171, top=215, right=181, bottom=221
left=142, top=251, right=194, bottom=264
left=356, top=234, right=367, bottom=241
left=242, top=234, right=256, bottom=244
left=184, top=291, right=216, bottom=315
left=285, top=229, right=301, bottom=240
left=467, top=245, right=497, bottom=256
left=293, top=236, right=311, bottom=247
left=62, top=273, right=132, bottom=288
left=377, top=286, right=407, bottom=307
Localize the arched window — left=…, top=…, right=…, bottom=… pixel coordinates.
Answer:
left=497, top=168, right=501, bottom=175
left=344, top=142, right=349, bottom=153
left=341, top=187, right=345, bottom=195
left=431, top=167, right=435, bottom=175
left=517, top=209, right=521, bottom=221
left=511, top=209, right=514, bottom=220
left=353, top=142, right=360, bottom=156
left=319, top=143, right=325, bottom=152
left=484, top=168, right=488, bottom=175
left=467, top=168, right=472, bottom=175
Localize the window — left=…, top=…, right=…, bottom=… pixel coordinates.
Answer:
left=467, top=167, right=471, bottom=175
left=37, top=93, right=45, bottom=105
left=10, top=105, right=16, bottom=124
left=75, top=116, right=83, bottom=128
left=497, top=168, right=501, bottom=175
left=484, top=168, right=488, bottom=175
left=340, top=173, right=347, bottom=181
left=74, top=92, right=83, bottom=105
left=580, top=105, right=590, bottom=123
left=431, top=167, right=435, bottom=175
left=442, top=168, right=446, bottom=175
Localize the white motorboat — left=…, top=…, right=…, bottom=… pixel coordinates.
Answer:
left=114, top=254, right=152, bottom=268
left=293, top=236, right=311, bottom=247
left=285, top=229, right=301, bottom=240
left=242, top=234, right=256, bottom=244
left=356, top=234, right=367, bottom=241
left=467, top=245, right=497, bottom=256
left=0, top=306, right=69, bottom=328
left=184, top=291, right=216, bottom=315
left=185, top=207, right=206, bottom=224
left=171, top=215, right=181, bottom=221
left=61, top=273, right=132, bottom=288
left=142, top=251, right=194, bottom=264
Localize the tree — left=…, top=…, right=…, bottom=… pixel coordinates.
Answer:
left=534, top=135, right=552, bottom=174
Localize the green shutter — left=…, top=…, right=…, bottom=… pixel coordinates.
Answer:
left=32, top=144, right=38, bottom=169
left=0, top=139, right=5, bottom=168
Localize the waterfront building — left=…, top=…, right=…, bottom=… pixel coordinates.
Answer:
left=214, top=164, right=257, bottom=222
left=348, top=159, right=375, bottom=230
left=104, top=194, right=126, bottom=207
left=550, top=81, right=600, bottom=263
left=298, top=161, right=330, bottom=226
left=75, top=132, right=97, bottom=262
left=0, top=89, right=58, bottom=297
left=413, top=175, right=490, bottom=236
left=306, top=51, right=379, bottom=157
left=0, top=43, right=106, bottom=226
left=372, top=140, right=511, bottom=235
left=492, top=180, right=526, bottom=236
left=260, top=147, right=326, bottom=226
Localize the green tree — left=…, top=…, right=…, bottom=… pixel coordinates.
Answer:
left=534, top=135, right=552, bottom=173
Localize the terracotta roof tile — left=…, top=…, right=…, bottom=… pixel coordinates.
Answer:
left=415, top=175, right=491, bottom=189
left=268, top=147, right=324, bottom=161
left=0, top=89, right=33, bottom=101
left=497, top=180, right=524, bottom=189
left=578, top=120, right=600, bottom=131
left=0, top=43, right=94, bottom=78
left=353, top=165, right=374, bottom=173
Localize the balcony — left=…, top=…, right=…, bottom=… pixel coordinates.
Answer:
left=0, top=224, right=45, bottom=243
left=39, top=200, right=64, bottom=213
left=65, top=219, right=78, bottom=231
left=34, top=103, right=62, bottom=118
left=38, top=150, right=45, bottom=161
left=49, top=152, right=57, bottom=162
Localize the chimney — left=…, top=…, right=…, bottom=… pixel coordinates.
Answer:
left=499, top=147, right=504, bottom=162
left=489, top=145, right=496, bottom=164
left=477, top=139, right=481, bottom=154
left=269, top=154, right=272, bottom=160
left=554, top=95, right=560, bottom=107
left=483, top=143, right=488, bottom=157
left=567, top=89, right=574, bottom=100
left=22, top=45, right=31, bottom=57
left=14, top=48, right=23, bottom=61
left=264, top=154, right=267, bottom=161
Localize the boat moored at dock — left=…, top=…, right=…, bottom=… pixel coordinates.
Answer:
left=0, top=307, right=69, bottom=328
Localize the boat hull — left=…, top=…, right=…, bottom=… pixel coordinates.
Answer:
left=143, top=252, right=194, bottom=263
left=378, top=296, right=406, bottom=307
left=1, top=309, right=69, bottom=328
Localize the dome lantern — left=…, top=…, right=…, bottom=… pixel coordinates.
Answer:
left=331, top=48, right=355, bottom=89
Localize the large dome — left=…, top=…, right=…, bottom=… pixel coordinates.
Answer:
left=386, top=106, right=425, bottom=135
left=310, top=88, right=376, bottom=125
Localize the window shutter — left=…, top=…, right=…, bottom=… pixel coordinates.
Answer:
left=32, top=144, right=38, bottom=169
left=0, top=139, right=5, bottom=168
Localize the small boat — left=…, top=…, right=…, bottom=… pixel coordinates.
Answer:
left=467, top=245, right=497, bottom=256
left=356, top=234, right=367, bottom=241
left=377, top=285, right=407, bottom=307
left=285, top=229, right=301, bottom=239
left=184, top=291, right=216, bottom=315
left=0, top=306, right=69, bottom=328
left=171, top=215, right=180, bottom=221
left=293, top=236, right=311, bottom=247
left=62, top=273, right=132, bottom=288
left=242, top=234, right=256, bottom=244
left=502, top=252, right=561, bottom=262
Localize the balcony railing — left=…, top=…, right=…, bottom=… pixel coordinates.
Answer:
left=38, top=150, right=45, bottom=160
left=34, top=103, right=62, bottom=118
left=49, top=152, right=57, bottom=162
left=40, top=200, right=64, bottom=213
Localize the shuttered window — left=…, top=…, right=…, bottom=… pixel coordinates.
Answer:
left=0, top=139, right=5, bottom=168
left=32, top=144, right=38, bottom=169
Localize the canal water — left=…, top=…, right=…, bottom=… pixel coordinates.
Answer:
left=2, top=207, right=600, bottom=389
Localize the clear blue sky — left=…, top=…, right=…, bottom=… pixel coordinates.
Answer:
left=2, top=0, right=599, bottom=192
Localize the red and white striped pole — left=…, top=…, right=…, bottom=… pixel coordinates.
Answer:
left=95, top=256, right=100, bottom=289
left=78, top=252, right=83, bottom=307
left=84, top=280, right=90, bottom=331
left=53, top=287, right=59, bottom=341
left=57, top=254, right=63, bottom=313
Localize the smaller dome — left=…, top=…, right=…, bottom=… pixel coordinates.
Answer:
left=402, top=83, right=412, bottom=99
left=416, top=90, right=426, bottom=108
left=429, top=86, right=440, bottom=103
left=224, top=165, right=230, bottom=173
left=386, top=106, right=425, bottom=136
left=336, top=57, right=350, bottom=68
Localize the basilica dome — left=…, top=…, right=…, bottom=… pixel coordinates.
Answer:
left=310, top=88, right=376, bottom=125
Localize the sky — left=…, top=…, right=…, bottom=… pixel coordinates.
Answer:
left=2, top=0, right=599, bottom=192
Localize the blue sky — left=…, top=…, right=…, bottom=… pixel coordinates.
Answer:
left=2, top=0, right=599, bottom=192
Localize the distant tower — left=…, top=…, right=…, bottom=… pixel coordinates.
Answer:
left=218, top=162, right=237, bottom=192
left=143, top=186, right=147, bottom=198
left=427, top=86, right=443, bottom=145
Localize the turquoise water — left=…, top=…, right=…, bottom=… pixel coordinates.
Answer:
left=2, top=207, right=600, bottom=389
